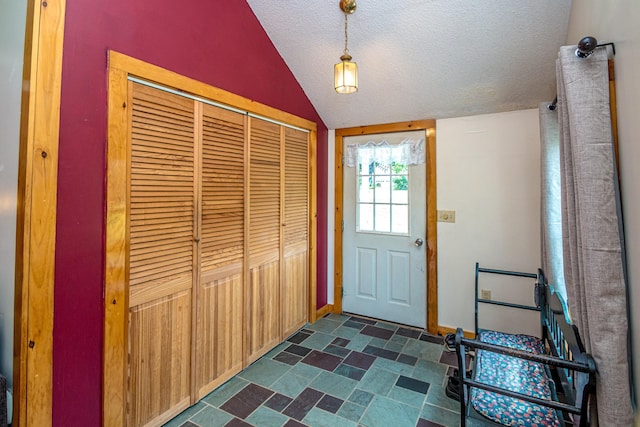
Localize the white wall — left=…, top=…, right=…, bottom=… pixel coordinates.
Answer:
left=436, top=110, right=542, bottom=336
left=0, top=0, right=27, bottom=388
left=565, top=0, right=640, bottom=410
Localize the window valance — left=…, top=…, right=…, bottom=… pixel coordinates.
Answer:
left=345, top=138, right=425, bottom=168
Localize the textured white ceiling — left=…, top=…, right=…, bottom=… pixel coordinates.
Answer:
left=246, top=0, right=572, bottom=129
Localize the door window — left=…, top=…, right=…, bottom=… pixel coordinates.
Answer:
left=356, top=144, right=409, bottom=235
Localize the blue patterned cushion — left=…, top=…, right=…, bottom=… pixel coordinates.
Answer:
left=479, top=330, right=546, bottom=354
left=471, top=331, right=560, bottom=427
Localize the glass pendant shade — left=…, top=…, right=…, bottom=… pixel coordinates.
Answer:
left=334, top=54, right=358, bottom=94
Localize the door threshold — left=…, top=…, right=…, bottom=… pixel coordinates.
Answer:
left=340, top=311, right=427, bottom=333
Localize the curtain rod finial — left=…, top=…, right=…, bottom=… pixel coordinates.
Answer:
left=576, top=36, right=598, bottom=58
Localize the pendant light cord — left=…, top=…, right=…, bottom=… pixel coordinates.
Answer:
left=344, top=12, right=349, bottom=55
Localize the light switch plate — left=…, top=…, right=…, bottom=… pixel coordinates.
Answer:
left=437, top=210, right=455, bottom=223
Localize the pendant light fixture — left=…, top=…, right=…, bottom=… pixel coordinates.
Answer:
left=334, top=0, right=358, bottom=94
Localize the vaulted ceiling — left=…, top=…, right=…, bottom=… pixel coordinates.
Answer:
left=246, top=0, right=572, bottom=129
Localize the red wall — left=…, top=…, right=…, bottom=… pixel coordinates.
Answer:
left=55, top=1, right=327, bottom=425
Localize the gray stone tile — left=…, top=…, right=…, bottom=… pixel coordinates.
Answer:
left=303, top=407, right=357, bottom=427
left=420, top=403, right=460, bottom=426
left=301, top=332, right=335, bottom=350
left=348, top=389, right=374, bottom=406
left=345, top=333, right=373, bottom=352
left=201, top=377, right=250, bottom=407
left=309, top=370, right=358, bottom=399
left=384, top=340, right=405, bottom=353
left=271, top=373, right=314, bottom=398
left=238, top=358, right=291, bottom=387
left=189, top=406, right=234, bottom=427
left=289, top=362, right=324, bottom=380
left=372, top=356, right=414, bottom=376
left=387, top=385, right=427, bottom=408
left=358, top=367, right=399, bottom=396
left=164, top=317, right=462, bottom=427
left=337, top=401, right=366, bottom=423
left=343, top=320, right=366, bottom=330
left=360, top=395, right=420, bottom=427
left=332, top=326, right=360, bottom=339
left=390, top=334, right=409, bottom=346
left=306, top=318, right=342, bottom=334
left=334, top=363, right=366, bottom=381
left=245, top=406, right=289, bottom=427
left=367, top=337, right=390, bottom=349
left=426, top=384, right=460, bottom=412
left=411, top=359, right=448, bottom=386
left=403, top=339, right=443, bottom=361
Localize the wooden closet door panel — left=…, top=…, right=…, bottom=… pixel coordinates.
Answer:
left=196, top=105, right=245, bottom=397
left=283, top=128, right=309, bottom=337
left=128, top=83, right=194, bottom=426
left=128, top=291, right=191, bottom=427
left=246, top=118, right=281, bottom=363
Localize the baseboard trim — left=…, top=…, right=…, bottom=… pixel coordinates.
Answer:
left=315, top=304, right=334, bottom=319
left=437, top=325, right=475, bottom=339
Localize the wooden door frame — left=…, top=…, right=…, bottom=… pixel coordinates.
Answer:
left=14, top=0, right=67, bottom=425
left=333, top=121, right=438, bottom=334
left=104, top=51, right=317, bottom=426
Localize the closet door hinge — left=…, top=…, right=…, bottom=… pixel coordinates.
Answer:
left=341, top=220, right=344, bottom=232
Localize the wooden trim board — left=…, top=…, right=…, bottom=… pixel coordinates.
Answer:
left=438, top=325, right=475, bottom=339
left=308, top=130, right=318, bottom=323
left=14, top=0, right=67, bottom=425
left=315, top=304, right=334, bottom=319
left=333, top=120, right=439, bottom=334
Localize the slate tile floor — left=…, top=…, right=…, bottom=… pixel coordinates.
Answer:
left=164, top=314, right=463, bottom=427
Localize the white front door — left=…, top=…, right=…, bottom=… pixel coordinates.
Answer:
left=342, top=130, right=427, bottom=328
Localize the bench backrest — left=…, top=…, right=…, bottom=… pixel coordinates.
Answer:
left=539, top=269, right=596, bottom=420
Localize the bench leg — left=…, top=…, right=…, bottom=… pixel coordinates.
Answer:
left=455, top=328, right=468, bottom=427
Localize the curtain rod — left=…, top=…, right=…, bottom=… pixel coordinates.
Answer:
left=548, top=38, right=616, bottom=111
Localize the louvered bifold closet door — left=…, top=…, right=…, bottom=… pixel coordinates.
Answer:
left=128, top=83, right=195, bottom=426
left=246, top=118, right=281, bottom=363
left=196, top=104, right=245, bottom=397
left=282, top=128, right=309, bottom=337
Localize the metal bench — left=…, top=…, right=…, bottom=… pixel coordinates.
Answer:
left=454, top=264, right=596, bottom=426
